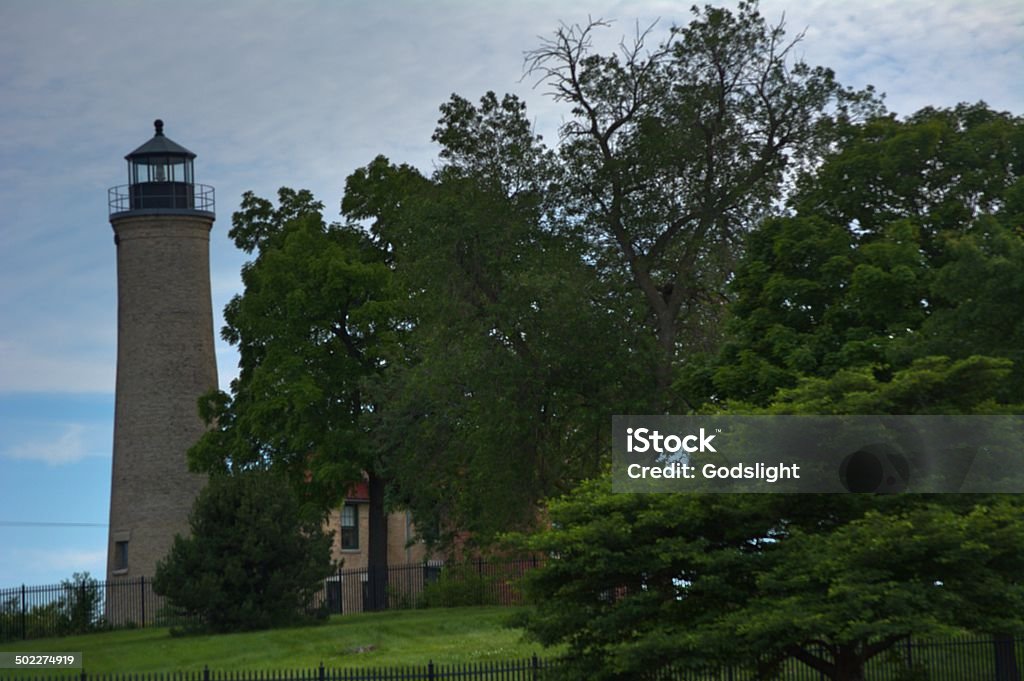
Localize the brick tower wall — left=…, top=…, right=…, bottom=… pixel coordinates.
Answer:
left=106, top=213, right=218, bottom=588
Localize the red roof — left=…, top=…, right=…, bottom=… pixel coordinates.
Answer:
left=345, top=481, right=370, bottom=502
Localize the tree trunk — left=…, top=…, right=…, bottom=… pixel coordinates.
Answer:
left=654, top=307, right=677, bottom=409
left=834, top=645, right=866, bottom=681
left=365, top=471, right=389, bottom=611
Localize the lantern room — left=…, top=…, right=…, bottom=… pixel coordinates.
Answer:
left=109, top=119, right=214, bottom=217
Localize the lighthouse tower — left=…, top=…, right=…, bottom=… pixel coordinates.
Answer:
left=105, top=120, right=218, bottom=587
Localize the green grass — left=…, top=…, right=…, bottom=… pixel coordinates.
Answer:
left=0, top=607, right=552, bottom=674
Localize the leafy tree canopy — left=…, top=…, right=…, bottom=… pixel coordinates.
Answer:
left=706, top=103, right=1024, bottom=408
left=512, top=102, right=1024, bottom=681
left=524, top=0, right=881, bottom=407
left=342, top=94, right=640, bottom=545
left=514, top=480, right=1024, bottom=681
left=190, top=187, right=392, bottom=514
left=334, top=0, right=880, bottom=543
left=188, top=187, right=397, bottom=608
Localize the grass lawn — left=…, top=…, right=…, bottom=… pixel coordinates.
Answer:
left=0, top=607, right=552, bottom=674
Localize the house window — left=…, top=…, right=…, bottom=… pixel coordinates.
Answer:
left=341, top=503, right=359, bottom=550
left=114, top=541, right=129, bottom=571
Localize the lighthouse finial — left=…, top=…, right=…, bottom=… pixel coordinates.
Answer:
left=154, top=119, right=164, bottom=136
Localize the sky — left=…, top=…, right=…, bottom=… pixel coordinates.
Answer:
left=0, top=0, right=1022, bottom=587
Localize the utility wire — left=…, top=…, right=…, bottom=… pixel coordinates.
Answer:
left=0, top=521, right=107, bottom=528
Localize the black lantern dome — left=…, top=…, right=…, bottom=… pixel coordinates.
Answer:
left=109, top=119, right=214, bottom=217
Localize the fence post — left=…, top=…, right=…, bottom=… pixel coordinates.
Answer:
left=140, top=576, right=146, bottom=628
left=428, top=659, right=435, bottom=681
left=319, top=661, right=325, bottom=681
left=477, top=557, right=484, bottom=605
left=203, top=665, right=210, bottom=681
left=993, top=633, right=1020, bottom=681
left=20, top=584, right=26, bottom=640
left=532, top=653, right=538, bottom=681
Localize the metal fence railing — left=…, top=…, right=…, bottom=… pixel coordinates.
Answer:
left=108, top=183, right=215, bottom=215
left=4, top=657, right=557, bottom=681
left=0, top=559, right=542, bottom=642
left=2, top=568, right=1021, bottom=681
left=1, top=640, right=1023, bottom=681
left=314, top=558, right=540, bottom=615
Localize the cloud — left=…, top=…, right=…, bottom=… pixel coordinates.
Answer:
left=756, top=0, right=1024, bottom=115
left=0, top=0, right=1020, bottom=400
left=0, top=548, right=107, bottom=586
left=0, top=341, right=114, bottom=394
left=4, top=424, right=105, bottom=466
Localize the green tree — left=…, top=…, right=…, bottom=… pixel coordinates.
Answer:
left=708, top=103, right=1024, bottom=407
left=0, top=573, right=103, bottom=639
left=58, top=572, right=103, bottom=635
left=153, top=470, right=333, bottom=633
left=192, top=3, right=879, bottom=551
left=343, top=94, right=642, bottom=546
left=514, top=478, right=1024, bottom=681
left=525, top=1, right=879, bottom=408
left=331, top=1, right=880, bottom=548
left=189, top=187, right=395, bottom=608
left=512, top=103, right=1024, bottom=681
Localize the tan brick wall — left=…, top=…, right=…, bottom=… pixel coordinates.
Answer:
left=327, top=506, right=433, bottom=570
left=105, top=213, right=218, bottom=587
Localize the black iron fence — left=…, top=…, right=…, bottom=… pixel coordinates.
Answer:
left=314, top=558, right=540, bottom=615
left=2, top=568, right=1021, bottom=679
left=1, top=576, right=172, bottom=640
left=1, top=640, right=1023, bottom=681
left=0, top=657, right=552, bottom=681
left=0, top=637, right=1021, bottom=679
left=768, top=635, right=1023, bottom=680
left=0, top=559, right=541, bottom=642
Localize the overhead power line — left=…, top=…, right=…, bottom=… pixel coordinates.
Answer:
left=0, top=521, right=107, bottom=528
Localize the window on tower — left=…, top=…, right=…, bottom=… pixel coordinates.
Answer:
left=114, top=540, right=129, bottom=572
left=341, top=503, right=359, bottom=550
